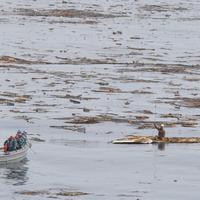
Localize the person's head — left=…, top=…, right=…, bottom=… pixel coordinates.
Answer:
left=22, top=131, right=27, bottom=135
left=9, top=136, right=13, bottom=140
left=161, top=124, right=164, bottom=128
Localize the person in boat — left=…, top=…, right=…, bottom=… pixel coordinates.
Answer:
left=4, top=136, right=18, bottom=152
left=11, top=136, right=18, bottom=151
left=154, top=123, right=165, bottom=139
left=4, top=139, right=9, bottom=152
left=22, top=131, right=27, bottom=145
left=16, top=130, right=25, bottom=148
left=3, top=130, right=28, bottom=152
left=15, top=133, right=22, bottom=149
left=15, top=130, right=27, bottom=149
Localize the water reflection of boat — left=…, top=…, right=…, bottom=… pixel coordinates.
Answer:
left=0, top=142, right=31, bottom=164
left=0, top=158, right=29, bottom=186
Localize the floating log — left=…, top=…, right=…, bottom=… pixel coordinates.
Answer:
left=112, top=135, right=200, bottom=144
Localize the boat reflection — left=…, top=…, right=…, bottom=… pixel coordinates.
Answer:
left=0, top=158, right=29, bottom=186
left=157, top=142, right=165, bottom=151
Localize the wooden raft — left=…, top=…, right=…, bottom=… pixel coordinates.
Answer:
left=112, top=136, right=200, bottom=144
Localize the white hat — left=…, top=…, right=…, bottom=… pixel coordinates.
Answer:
left=161, top=124, right=164, bottom=127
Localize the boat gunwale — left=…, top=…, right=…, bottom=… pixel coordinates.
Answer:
left=0, top=142, right=31, bottom=163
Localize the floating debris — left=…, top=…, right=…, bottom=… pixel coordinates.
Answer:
left=15, top=8, right=124, bottom=18
left=16, top=189, right=88, bottom=197
left=135, top=115, right=149, bottom=120
left=56, top=191, right=88, bottom=196
left=70, top=99, right=81, bottom=104
left=92, top=87, right=122, bottom=93
left=30, top=137, right=45, bottom=142
left=113, top=135, right=200, bottom=144
left=180, top=121, right=198, bottom=127
left=50, top=125, right=86, bottom=133
left=83, top=108, right=90, bottom=112
left=16, top=190, right=48, bottom=196
left=160, top=113, right=182, bottom=119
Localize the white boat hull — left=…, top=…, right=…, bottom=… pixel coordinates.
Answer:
left=0, top=142, right=31, bottom=164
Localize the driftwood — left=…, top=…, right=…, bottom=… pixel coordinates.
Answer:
left=112, top=135, right=200, bottom=144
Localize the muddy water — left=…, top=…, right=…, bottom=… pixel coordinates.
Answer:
left=0, top=0, right=200, bottom=199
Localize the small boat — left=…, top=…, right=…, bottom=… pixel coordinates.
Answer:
left=0, top=142, right=31, bottom=164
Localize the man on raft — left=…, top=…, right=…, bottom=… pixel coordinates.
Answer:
left=154, top=123, right=165, bottom=139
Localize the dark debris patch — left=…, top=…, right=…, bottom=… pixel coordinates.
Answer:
left=50, top=125, right=86, bottom=133
left=15, top=190, right=49, bottom=196
left=15, top=189, right=89, bottom=197
left=30, top=137, right=45, bottom=142
left=14, top=8, right=125, bottom=18
left=56, top=191, right=88, bottom=196
left=139, top=4, right=188, bottom=13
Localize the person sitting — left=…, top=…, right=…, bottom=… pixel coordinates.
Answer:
left=6, top=136, right=17, bottom=152
left=4, top=139, right=9, bottom=152
left=15, top=134, right=22, bottom=149
left=154, top=123, right=165, bottom=139
left=15, top=130, right=27, bottom=149
left=3, top=130, right=28, bottom=152
left=21, top=131, right=27, bottom=145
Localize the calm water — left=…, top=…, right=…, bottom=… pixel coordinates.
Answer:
left=1, top=0, right=200, bottom=199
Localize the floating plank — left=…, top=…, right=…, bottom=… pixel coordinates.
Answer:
left=112, top=135, right=200, bottom=144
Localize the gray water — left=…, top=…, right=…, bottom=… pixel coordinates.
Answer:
left=0, top=0, right=200, bottom=199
